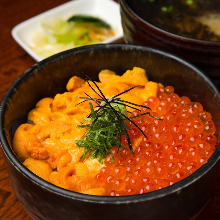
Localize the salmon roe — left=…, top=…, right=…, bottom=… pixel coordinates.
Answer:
left=94, top=86, right=218, bottom=196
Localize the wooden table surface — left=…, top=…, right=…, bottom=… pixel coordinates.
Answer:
left=0, top=0, right=220, bottom=219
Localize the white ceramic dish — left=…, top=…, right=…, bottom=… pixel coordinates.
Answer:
left=11, top=0, right=123, bottom=62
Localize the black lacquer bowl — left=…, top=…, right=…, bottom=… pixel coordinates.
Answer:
left=0, top=44, right=220, bottom=220
left=119, top=0, right=220, bottom=89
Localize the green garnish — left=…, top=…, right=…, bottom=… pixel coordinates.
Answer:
left=75, top=72, right=161, bottom=162
left=67, top=15, right=111, bottom=28
left=186, top=0, right=194, bottom=5
left=141, top=0, right=153, bottom=2
left=175, top=13, right=181, bottom=18
left=161, top=5, right=174, bottom=12
left=76, top=100, right=127, bottom=162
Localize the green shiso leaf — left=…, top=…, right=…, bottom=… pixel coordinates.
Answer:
left=76, top=101, right=126, bottom=163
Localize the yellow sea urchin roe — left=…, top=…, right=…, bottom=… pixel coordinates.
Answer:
left=23, top=158, right=53, bottom=182
left=13, top=67, right=159, bottom=194
left=13, top=123, right=41, bottom=162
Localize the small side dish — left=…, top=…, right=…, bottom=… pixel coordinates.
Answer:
left=31, top=15, right=116, bottom=59
left=13, top=67, right=217, bottom=196
left=12, top=0, right=123, bottom=61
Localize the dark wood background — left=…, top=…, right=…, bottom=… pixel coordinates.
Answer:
left=0, top=0, right=220, bottom=219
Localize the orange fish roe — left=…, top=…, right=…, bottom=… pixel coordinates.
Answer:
left=94, top=86, right=217, bottom=196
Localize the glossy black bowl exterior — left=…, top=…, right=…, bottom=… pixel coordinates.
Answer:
left=119, top=0, right=220, bottom=89
left=1, top=44, right=220, bottom=220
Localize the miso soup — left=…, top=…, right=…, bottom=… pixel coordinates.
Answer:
left=126, top=0, right=220, bottom=41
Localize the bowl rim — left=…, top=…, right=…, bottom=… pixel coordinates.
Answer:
left=1, top=43, right=220, bottom=203
left=119, top=0, right=220, bottom=46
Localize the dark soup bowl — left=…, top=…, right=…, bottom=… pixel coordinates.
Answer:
left=119, top=0, right=220, bottom=89
left=0, top=44, right=220, bottom=220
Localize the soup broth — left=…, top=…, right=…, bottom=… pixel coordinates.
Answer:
left=126, top=0, right=220, bottom=41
